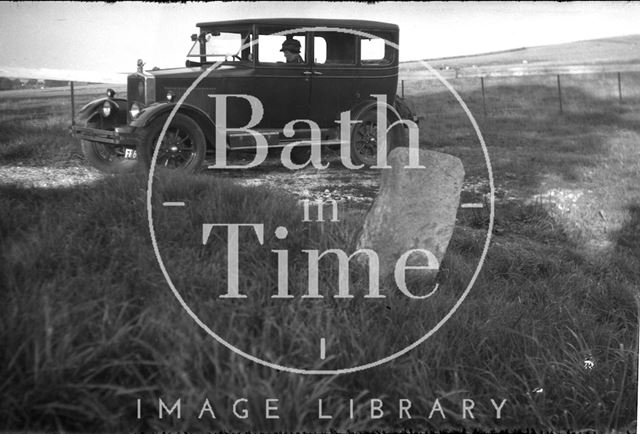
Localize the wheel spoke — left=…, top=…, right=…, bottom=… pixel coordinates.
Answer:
left=144, top=115, right=204, bottom=171
left=176, top=134, right=189, bottom=146
left=364, top=124, right=372, bottom=135
left=179, top=150, right=195, bottom=164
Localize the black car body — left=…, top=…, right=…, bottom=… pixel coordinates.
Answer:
left=72, top=18, right=416, bottom=173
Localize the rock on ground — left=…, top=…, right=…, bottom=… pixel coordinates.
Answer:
left=357, top=147, right=465, bottom=285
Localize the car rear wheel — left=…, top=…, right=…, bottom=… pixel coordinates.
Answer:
left=290, top=146, right=311, bottom=165
left=350, top=107, right=406, bottom=167
left=80, top=121, right=138, bottom=174
left=138, top=113, right=206, bottom=172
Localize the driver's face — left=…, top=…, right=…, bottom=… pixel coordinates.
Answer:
left=283, top=50, right=298, bottom=63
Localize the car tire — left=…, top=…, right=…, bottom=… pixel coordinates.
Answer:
left=80, top=120, right=138, bottom=174
left=290, top=146, right=311, bottom=165
left=350, top=107, right=406, bottom=167
left=138, top=113, right=206, bottom=172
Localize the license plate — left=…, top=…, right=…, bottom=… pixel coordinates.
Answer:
left=124, top=149, right=137, bottom=159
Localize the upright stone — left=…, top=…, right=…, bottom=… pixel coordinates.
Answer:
left=357, top=147, right=464, bottom=284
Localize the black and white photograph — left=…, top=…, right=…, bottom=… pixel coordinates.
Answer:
left=0, top=1, right=638, bottom=432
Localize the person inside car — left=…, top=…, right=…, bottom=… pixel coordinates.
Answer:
left=280, top=38, right=304, bottom=63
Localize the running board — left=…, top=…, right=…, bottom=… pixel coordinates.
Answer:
left=229, top=139, right=344, bottom=150
left=227, top=130, right=342, bottom=150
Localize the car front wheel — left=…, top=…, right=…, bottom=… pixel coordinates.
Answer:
left=80, top=121, right=138, bottom=174
left=138, top=113, right=206, bottom=172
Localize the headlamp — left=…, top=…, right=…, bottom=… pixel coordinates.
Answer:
left=130, top=102, right=141, bottom=119
left=101, top=101, right=112, bottom=118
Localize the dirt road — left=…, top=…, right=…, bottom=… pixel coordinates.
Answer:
left=0, top=151, right=495, bottom=210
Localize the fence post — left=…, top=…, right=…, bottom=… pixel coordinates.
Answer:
left=70, top=81, right=75, bottom=126
left=480, top=76, right=487, bottom=117
left=617, top=72, right=622, bottom=102
left=401, top=79, right=405, bottom=99
left=556, top=74, right=563, bottom=115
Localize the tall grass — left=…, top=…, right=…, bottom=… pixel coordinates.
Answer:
left=1, top=171, right=637, bottom=431
left=0, top=78, right=638, bottom=431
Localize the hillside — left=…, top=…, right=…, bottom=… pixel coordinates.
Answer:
left=402, top=34, right=640, bottom=77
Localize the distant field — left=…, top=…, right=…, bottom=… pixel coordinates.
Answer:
left=401, top=70, right=640, bottom=103
left=0, top=83, right=126, bottom=99
left=402, top=34, right=640, bottom=72
left=0, top=70, right=638, bottom=432
left=0, top=86, right=126, bottom=167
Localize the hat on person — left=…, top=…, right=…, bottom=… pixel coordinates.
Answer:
left=280, top=39, right=301, bottom=53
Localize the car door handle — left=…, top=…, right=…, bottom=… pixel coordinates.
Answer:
left=302, top=71, right=313, bottom=75
left=312, top=71, right=323, bottom=76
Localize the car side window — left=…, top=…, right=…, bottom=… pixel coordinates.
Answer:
left=360, top=32, right=395, bottom=65
left=313, top=33, right=356, bottom=65
left=187, top=29, right=254, bottom=63
left=257, top=33, right=305, bottom=64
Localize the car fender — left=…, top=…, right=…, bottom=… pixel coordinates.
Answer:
left=76, top=97, right=128, bottom=127
left=349, top=97, right=403, bottom=124
left=131, top=102, right=217, bottom=146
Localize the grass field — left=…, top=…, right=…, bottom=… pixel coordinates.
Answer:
left=0, top=70, right=638, bottom=432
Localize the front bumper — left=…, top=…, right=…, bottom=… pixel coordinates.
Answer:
left=72, top=125, right=139, bottom=147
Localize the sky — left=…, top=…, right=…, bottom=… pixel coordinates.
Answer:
left=1, top=1, right=640, bottom=79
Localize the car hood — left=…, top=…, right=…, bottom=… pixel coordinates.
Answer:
left=146, top=65, right=249, bottom=79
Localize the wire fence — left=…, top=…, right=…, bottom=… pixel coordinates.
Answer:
left=398, top=70, right=640, bottom=119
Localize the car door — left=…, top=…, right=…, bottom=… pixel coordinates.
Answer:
left=308, top=31, right=360, bottom=129
left=252, top=27, right=311, bottom=131
left=309, top=30, right=399, bottom=130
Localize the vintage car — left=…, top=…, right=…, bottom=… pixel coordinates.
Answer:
left=72, top=18, right=417, bottom=173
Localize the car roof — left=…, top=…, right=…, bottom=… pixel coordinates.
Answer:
left=196, top=18, right=398, bottom=31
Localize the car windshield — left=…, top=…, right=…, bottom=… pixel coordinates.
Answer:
left=187, top=29, right=253, bottom=63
